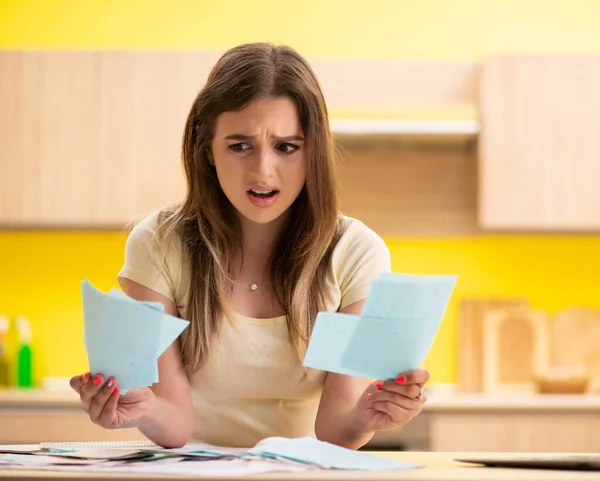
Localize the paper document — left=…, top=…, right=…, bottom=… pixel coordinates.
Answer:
left=81, top=279, right=189, bottom=392
left=0, top=445, right=41, bottom=454
left=0, top=455, right=306, bottom=476
left=250, top=436, right=418, bottom=470
left=303, top=272, right=457, bottom=379
left=47, top=448, right=149, bottom=460
left=0, top=436, right=419, bottom=474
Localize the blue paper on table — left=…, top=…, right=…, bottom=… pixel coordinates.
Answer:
left=303, top=272, right=457, bottom=380
left=81, top=279, right=189, bottom=392
left=249, top=437, right=418, bottom=470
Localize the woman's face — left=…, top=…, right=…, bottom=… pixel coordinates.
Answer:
left=210, top=97, right=307, bottom=225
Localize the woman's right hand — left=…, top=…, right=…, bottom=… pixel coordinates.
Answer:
left=70, top=372, right=156, bottom=430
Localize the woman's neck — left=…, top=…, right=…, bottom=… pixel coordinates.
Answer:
left=237, top=212, right=288, bottom=259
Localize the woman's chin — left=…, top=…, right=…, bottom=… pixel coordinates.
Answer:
left=235, top=205, right=290, bottom=226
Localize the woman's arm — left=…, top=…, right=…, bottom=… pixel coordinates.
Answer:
left=314, top=299, right=374, bottom=450
left=120, top=278, right=195, bottom=448
left=314, top=297, right=429, bottom=450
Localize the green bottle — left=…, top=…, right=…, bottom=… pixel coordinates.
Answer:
left=15, top=316, right=33, bottom=388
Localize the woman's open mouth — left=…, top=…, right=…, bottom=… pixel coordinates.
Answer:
left=247, top=189, right=280, bottom=207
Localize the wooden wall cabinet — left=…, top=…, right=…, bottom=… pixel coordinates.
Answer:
left=478, top=54, right=600, bottom=231
left=0, top=51, right=478, bottom=231
left=3, top=51, right=600, bottom=232
left=0, top=52, right=217, bottom=228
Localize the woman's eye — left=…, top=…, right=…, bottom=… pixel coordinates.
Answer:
left=228, top=143, right=251, bottom=152
left=275, top=143, right=299, bottom=154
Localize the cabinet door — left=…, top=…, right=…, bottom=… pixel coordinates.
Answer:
left=0, top=52, right=102, bottom=226
left=0, top=52, right=216, bottom=228
left=478, top=54, right=600, bottom=230
left=0, top=409, right=146, bottom=444
left=431, top=412, right=600, bottom=452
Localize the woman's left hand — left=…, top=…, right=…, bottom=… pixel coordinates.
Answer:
left=352, top=369, right=429, bottom=433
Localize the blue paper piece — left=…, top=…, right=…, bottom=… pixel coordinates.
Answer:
left=81, top=279, right=189, bottom=392
left=303, top=313, right=374, bottom=378
left=362, top=273, right=457, bottom=320
left=303, top=272, right=457, bottom=380
left=249, top=437, right=418, bottom=470
left=107, top=288, right=189, bottom=359
left=342, top=273, right=457, bottom=379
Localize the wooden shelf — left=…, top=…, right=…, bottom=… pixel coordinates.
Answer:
left=329, top=119, right=480, bottom=136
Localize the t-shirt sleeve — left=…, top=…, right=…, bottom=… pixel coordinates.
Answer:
left=337, top=220, right=392, bottom=310
left=117, top=213, right=177, bottom=302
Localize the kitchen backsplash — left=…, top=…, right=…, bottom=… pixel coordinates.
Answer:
left=1, top=231, right=600, bottom=387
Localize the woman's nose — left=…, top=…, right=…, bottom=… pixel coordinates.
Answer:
left=250, top=147, right=275, bottom=178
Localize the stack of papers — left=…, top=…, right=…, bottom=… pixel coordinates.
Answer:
left=0, top=437, right=419, bottom=475
left=250, top=437, right=418, bottom=470
left=303, top=272, right=457, bottom=379
left=81, top=279, right=190, bottom=393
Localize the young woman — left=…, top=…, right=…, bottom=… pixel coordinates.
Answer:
left=70, top=42, right=429, bottom=450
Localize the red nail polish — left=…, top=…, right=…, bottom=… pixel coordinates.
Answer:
left=92, top=375, right=102, bottom=385
left=376, top=381, right=383, bottom=390
left=396, top=376, right=407, bottom=384
left=366, top=393, right=372, bottom=401
left=82, top=373, right=90, bottom=382
left=107, top=378, right=114, bottom=388
left=112, top=387, right=119, bottom=396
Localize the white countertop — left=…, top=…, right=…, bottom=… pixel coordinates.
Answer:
left=2, top=388, right=600, bottom=411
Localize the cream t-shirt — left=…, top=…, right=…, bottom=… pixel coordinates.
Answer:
left=117, top=212, right=391, bottom=447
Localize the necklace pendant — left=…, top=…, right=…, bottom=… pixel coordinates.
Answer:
left=250, top=283, right=258, bottom=291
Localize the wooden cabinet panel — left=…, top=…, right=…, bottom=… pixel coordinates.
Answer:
left=0, top=50, right=478, bottom=229
left=0, top=52, right=100, bottom=225
left=0, top=410, right=146, bottom=444
left=479, top=54, right=600, bottom=230
left=430, top=412, right=600, bottom=452
left=0, top=51, right=222, bottom=228
left=337, top=142, right=478, bottom=237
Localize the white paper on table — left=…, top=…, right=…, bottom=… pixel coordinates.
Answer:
left=47, top=448, right=146, bottom=460
left=0, top=454, right=107, bottom=466
left=0, top=445, right=41, bottom=454
left=0, top=457, right=313, bottom=476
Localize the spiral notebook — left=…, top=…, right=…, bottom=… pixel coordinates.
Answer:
left=39, top=439, right=205, bottom=451
left=37, top=439, right=253, bottom=459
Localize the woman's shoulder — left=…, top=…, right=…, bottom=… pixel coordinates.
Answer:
left=124, top=210, right=185, bottom=262
left=334, top=214, right=389, bottom=257
left=327, top=214, right=391, bottom=310
left=331, top=214, right=391, bottom=277
left=127, top=210, right=161, bottom=237
left=119, top=210, right=188, bottom=304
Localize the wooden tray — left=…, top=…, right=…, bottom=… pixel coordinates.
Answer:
left=457, top=298, right=528, bottom=393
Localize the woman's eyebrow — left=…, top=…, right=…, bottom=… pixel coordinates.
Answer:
left=276, top=135, right=304, bottom=141
left=224, top=134, right=304, bottom=141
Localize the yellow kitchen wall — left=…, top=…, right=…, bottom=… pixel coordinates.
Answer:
left=0, top=232, right=128, bottom=384
left=2, top=0, right=600, bottom=58
left=2, top=0, right=600, bottom=386
left=1, top=232, right=600, bottom=385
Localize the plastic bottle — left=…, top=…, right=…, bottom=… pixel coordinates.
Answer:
left=15, top=316, right=33, bottom=388
left=0, top=315, right=9, bottom=387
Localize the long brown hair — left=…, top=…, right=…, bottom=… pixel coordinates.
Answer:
left=155, top=43, right=342, bottom=376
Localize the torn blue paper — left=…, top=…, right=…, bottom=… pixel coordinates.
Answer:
left=303, top=272, right=457, bottom=380
left=106, top=287, right=190, bottom=359
left=81, top=279, right=189, bottom=393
